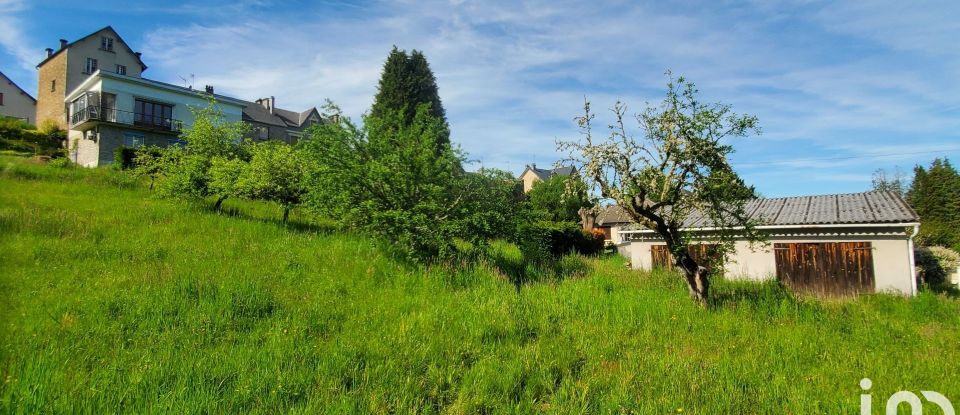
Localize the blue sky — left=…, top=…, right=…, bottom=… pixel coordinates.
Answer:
left=3, top=0, right=959, bottom=196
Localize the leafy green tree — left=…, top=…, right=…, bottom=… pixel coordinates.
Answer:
left=908, top=158, right=960, bottom=249
left=559, top=73, right=763, bottom=304
left=132, top=145, right=166, bottom=190
left=237, top=142, right=308, bottom=222
left=156, top=101, right=249, bottom=209
left=369, top=47, right=449, bottom=149
left=525, top=174, right=592, bottom=222
left=302, top=103, right=463, bottom=260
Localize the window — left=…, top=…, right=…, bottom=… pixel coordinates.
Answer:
left=115, top=64, right=126, bottom=75
left=256, top=126, right=268, bottom=140
left=0, top=93, right=4, bottom=106
left=134, top=99, right=173, bottom=130
left=123, top=131, right=144, bottom=148
left=85, top=58, right=98, bottom=74
left=101, top=37, right=114, bottom=51
left=51, top=79, right=56, bottom=92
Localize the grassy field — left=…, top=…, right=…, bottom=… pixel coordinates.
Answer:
left=1, top=156, right=959, bottom=413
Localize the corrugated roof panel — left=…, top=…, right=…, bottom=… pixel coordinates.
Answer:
left=604, top=191, right=918, bottom=230
left=805, top=194, right=839, bottom=224
left=775, top=197, right=808, bottom=225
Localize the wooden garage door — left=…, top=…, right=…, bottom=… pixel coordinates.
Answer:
left=774, top=242, right=874, bottom=296
left=651, top=244, right=721, bottom=275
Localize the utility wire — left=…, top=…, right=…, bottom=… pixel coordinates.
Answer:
left=734, top=147, right=960, bottom=167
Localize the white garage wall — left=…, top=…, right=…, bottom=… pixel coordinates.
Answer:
left=619, top=227, right=915, bottom=295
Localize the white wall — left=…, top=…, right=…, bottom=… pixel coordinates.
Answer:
left=0, top=74, right=36, bottom=123
left=620, top=228, right=916, bottom=295
left=99, top=77, right=243, bottom=125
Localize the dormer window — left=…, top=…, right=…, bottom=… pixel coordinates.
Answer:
left=101, top=36, right=114, bottom=51
left=85, top=58, right=98, bottom=74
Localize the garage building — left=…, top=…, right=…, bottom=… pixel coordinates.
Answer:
left=616, top=191, right=920, bottom=296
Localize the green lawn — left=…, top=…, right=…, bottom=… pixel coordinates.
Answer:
left=1, top=157, right=959, bottom=413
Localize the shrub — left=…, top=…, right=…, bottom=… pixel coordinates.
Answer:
left=915, top=246, right=960, bottom=287
left=48, top=157, right=73, bottom=169
left=113, top=146, right=137, bottom=170
left=518, top=221, right=602, bottom=261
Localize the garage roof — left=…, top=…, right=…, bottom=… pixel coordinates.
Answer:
left=612, top=191, right=920, bottom=229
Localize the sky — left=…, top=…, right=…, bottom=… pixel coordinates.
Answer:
left=3, top=0, right=959, bottom=197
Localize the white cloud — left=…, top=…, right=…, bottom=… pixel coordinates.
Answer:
left=119, top=0, right=960, bottom=194
left=0, top=0, right=41, bottom=72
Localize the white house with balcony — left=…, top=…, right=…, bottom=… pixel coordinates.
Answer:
left=64, top=70, right=245, bottom=167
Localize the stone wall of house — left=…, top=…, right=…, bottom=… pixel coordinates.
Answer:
left=36, top=51, right=69, bottom=129
left=93, top=126, right=179, bottom=166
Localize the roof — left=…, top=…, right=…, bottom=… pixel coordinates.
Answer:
left=596, top=205, right=632, bottom=226
left=744, top=191, right=918, bottom=226
left=240, top=100, right=320, bottom=129
left=65, top=70, right=247, bottom=108
left=617, top=191, right=919, bottom=230
left=522, top=164, right=576, bottom=181
left=37, top=26, right=148, bottom=71
left=0, top=71, right=36, bottom=102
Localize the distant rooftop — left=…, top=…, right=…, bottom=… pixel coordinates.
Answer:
left=522, top=164, right=575, bottom=181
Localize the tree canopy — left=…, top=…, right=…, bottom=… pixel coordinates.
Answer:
left=559, top=73, right=763, bottom=304
left=369, top=47, right=449, bottom=149
left=908, top=158, right=960, bottom=250
left=525, top=174, right=592, bottom=223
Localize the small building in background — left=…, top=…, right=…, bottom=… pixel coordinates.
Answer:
left=0, top=71, right=38, bottom=124
left=519, top=163, right=576, bottom=193
left=240, top=96, right=324, bottom=145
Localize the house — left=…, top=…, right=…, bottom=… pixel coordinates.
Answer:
left=240, top=96, right=325, bottom=144
left=64, top=70, right=247, bottom=166
left=519, top=163, right=576, bottom=193
left=0, top=71, right=37, bottom=124
left=36, top=26, right=149, bottom=131
left=616, top=191, right=921, bottom=296
left=36, top=26, right=325, bottom=166
left=594, top=205, right=632, bottom=243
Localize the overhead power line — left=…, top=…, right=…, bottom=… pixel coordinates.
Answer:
left=734, top=147, right=960, bottom=167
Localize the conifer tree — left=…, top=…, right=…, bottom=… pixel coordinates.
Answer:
left=908, top=158, right=960, bottom=248
left=369, top=47, right=450, bottom=148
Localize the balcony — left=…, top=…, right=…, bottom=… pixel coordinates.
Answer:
left=70, top=106, right=182, bottom=134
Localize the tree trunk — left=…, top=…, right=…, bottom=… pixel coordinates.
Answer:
left=282, top=207, right=290, bottom=223
left=676, top=250, right=710, bottom=305
left=213, top=196, right=227, bottom=211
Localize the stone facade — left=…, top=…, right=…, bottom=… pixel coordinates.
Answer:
left=83, top=125, right=179, bottom=166
left=36, top=51, right=69, bottom=129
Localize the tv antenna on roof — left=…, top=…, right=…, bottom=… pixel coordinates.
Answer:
left=178, top=74, right=195, bottom=89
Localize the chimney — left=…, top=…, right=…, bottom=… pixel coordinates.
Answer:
left=269, top=96, right=275, bottom=115
left=204, top=85, right=214, bottom=94
left=59, top=39, right=68, bottom=50
left=135, top=52, right=142, bottom=59
left=45, top=48, right=53, bottom=58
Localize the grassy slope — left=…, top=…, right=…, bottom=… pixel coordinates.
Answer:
left=1, top=158, right=959, bottom=414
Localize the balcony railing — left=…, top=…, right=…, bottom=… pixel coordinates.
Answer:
left=70, top=106, right=182, bottom=133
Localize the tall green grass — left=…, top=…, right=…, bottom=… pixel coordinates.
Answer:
left=1, top=157, right=959, bottom=413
